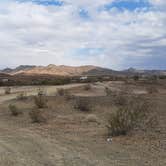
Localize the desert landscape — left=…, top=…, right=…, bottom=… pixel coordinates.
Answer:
left=0, top=75, right=166, bottom=166
left=0, top=0, right=166, bottom=165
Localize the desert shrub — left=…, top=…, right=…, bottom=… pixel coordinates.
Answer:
left=146, top=86, right=158, bottom=94
left=133, top=75, right=139, bottom=81
left=114, top=94, right=128, bottom=106
left=105, top=87, right=112, bottom=96
left=17, top=92, right=27, bottom=100
left=9, top=104, right=21, bottom=116
left=37, top=88, right=46, bottom=96
left=75, top=97, right=92, bottom=112
left=112, top=86, right=132, bottom=106
left=108, top=97, right=148, bottom=136
left=4, top=87, right=11, bottom=94
left=84, top=84, right=91, bottom=91
left=85, top=114, right=100, bottom=124
left=29, top=109, right=46, bottom=123
left=57, top=88, right=73, bottom=100
left=34, top=94, right=47, bottom=108
left=64, top=92, right=74, bottom=101
left=57, top=88, right=66, bottom=96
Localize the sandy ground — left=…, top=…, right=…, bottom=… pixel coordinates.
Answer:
left=0, top=81, right=166, bottom=166
left=0, top=84, right=84, bottom=104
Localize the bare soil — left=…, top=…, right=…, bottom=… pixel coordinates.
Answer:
left=0, top=81, right=166, bottom=166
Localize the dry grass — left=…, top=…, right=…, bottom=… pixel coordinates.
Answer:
left=85, top=114, right=100, bottom=124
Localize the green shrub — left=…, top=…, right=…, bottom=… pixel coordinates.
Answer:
left=9, top=104, right=21, bottom=116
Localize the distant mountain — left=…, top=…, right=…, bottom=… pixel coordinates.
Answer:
left=1, top=65, right=36, bottom=74
left=123, top=68, right=166, bottom=76
left=1, top=65, right=166, bottom=76
left=1, top=65, right=109, bottom=76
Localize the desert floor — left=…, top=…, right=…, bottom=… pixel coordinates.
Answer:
left=0, top=81, right=166, bottom=166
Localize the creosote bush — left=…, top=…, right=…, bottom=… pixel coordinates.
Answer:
left=56, top=88, right=73, bottom=100
left=75, top=97, right=92, bottom=112
left=34, top=93, right=47, bottom=108
left=5, top=87, right=11, bottom=94
left=108, top=96, right=148, bottom=136
left=9, top=104, right=21, bottom=116
left=112, top=86, right=132, bottom=106
left=29, top=109, right=46, bottom=123
left=105, top=87, right=112, bottom=96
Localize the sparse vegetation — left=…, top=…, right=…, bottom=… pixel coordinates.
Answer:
left=105, top=87, right=112, bottom=96
left=133, top=75, right=139, bottom=81
left=17, top=92, right=27, bottom=100
left=57, top=88, right=65, bottom=96
left=0, top=78, right=165, bottom=165
left=4, top=87, right=11, bottom=94
left=34, top=94, right=47, bottom=108
left=85, top=114, right=100, bottom=124
left=108, top=96, right=148, bottom=136
left=9, top=104, right=21, bottom=116
left=29, top=109, right=46, bottom=123
left=112, top=86, right=132, bottom=106
left=56, top=88, right=73, bottom=100
left=75, top=97, right=92, bottom=112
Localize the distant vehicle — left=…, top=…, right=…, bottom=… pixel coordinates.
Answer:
left=80, top=76, right=88, bottom=80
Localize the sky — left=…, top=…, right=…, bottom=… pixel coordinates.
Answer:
left=0, top=0, right=166, bottom=70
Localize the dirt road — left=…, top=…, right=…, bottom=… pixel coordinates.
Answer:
left=0, top=84, right=84, bottom=104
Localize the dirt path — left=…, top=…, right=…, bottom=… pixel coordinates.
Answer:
left=0, top=84, right=84, bottom=104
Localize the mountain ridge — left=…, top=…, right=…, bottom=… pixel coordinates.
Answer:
left=1, top=65, right=166, bottom=76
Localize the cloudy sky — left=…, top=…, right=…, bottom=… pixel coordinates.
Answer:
left=0, top=0, right=166, bottom=70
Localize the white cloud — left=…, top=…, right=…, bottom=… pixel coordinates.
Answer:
left=0, top=0, right=165, bottom=69
left=150, top=0, right=166, bottom=6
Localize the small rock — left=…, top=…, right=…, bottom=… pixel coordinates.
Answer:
left=107, top=137, right=112, bottom=143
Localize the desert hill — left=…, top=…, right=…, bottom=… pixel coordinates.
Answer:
left=1, top=65, right=114, bottom=76
left=1, top=65, right=166, bottom=76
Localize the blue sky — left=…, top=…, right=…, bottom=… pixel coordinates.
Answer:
left=104, top=0, right=151, bottom=11
left=0, top=0, right=166, bottom=70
